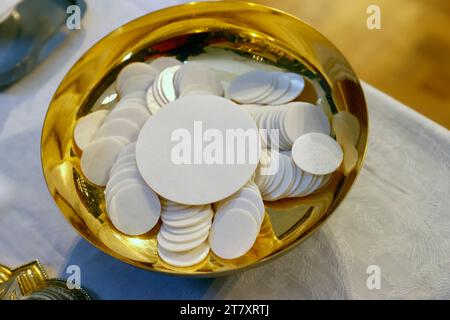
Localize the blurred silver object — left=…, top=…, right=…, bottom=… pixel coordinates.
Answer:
left=0, top=0, right=86, bottom=90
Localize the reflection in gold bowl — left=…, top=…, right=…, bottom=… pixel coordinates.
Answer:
left=41, top=1, right=368, bottom=277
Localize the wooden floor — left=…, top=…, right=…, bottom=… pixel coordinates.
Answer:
left=236, top=0, right=450, bottom=129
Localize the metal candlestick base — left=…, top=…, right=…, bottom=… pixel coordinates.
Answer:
left=0, top=260, right=92, bottom=300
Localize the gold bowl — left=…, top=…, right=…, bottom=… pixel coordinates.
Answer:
left=41, top=1, right=368, bottom=277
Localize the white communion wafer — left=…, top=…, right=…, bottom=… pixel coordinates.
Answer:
left=258, top=73, right=291, bottom=104
left=179, top=81, right=220, bottom=98
left=74, top=110, right=109, bottom=151
left=263, top=154, right=295, bottom=201
left=276, top=108, right=292, bottom=150
left=240, top=104, right=262, bottom=116
left=105, top=106, right=149, bottom=128
left=209, top=208, right=258, bottom=260
left=247, top=78, right=277, bottom=103
left=161, top=205, right=203, bottom=222
left=332, top=111, right=360, bottom=146
left=162, top=206, right=213, bottom=229
left=261, top=162, right=284, bottom=197
left=116, top=62, right=158, bottom=93
left=113, top=136, right=131, bottom=146
left=163, top=217, right=212, bottom=235
left=113, top=152, right=135, bottom=165
left=110, top=160, right=136, bottom=178
left=119, top=91, right=147, bottom=102
left=112, top=155, right=135, bottom=168
left=227, top=71, right=275, bottom=103
left=106, top=161, right=136, bottom=186
left=136, top=95, right=260, bottom=205
left=293, top=172, right=317, bottom=197
left=152, top=79, right=166, bottom=107
left=120, top=101, right=148, bottom=113
left=244, top=182, right=261, bottom=195
left=116, top=142, right=136, bottom=159
left=158, top=241, right=210, bottom=267
left=286, top=163, right=303, bottom=198
left=299, top=175, right=319, bottom=195
left=260, top=152, right=285, bottom=197
left=264, top=152, right=290, bottom=192
left=176, top=62, right=224, bottom=97
left=113, top=153, right=136, bottom=168
left=160, top=199, right=192, bottom=212
left=157, top=228, right=209, bottom=252
left=109, top=155, right=136, bottom=177
left=253, top=163, right=270, bottom=193
left=289, top=170, right=313, bottom=197
left=260, top=109, right=274, bottom=133
left=216, top=198, right=261, bottom=227
left=283, top=102, right=331, bottom=145
left=180, top=89, right=215, bottom=97
left=229, top=187, right=264, bottom=224
left=119, top=93, right=147, bottom=103
left=160, top=198, right=190, bottom=207
left=114, top=99, right=147, bottom=112
left=257, top=111, right=278, bottom=148
left=269, top=72, right=305, bottom=105
left=245, top=179, right=259, bottom=190
left=109, top=183, right=160, bottom=235
left=105, top=179, right=142, bottom=214
left=106, top=167, right=143, bottom=195
left=146, top=85, right=161, bottom=114
left=318, top=173, right=332, bottom=189
left=306, top=173, right=327, bottom=196
left=106, top=170, right=141, bottom=205
left=157, top=72, right=170, bottom=104
left=254, top=149, right=281, bottom=194
left=159, top=224, right=210, bottom=244
left=95, top=118, right=140, bottom=142
left=304, top=174, right=328, bottom=196
left=80, top=137, right=126, bottom=186
left=159, top=65, right=181, bottom=103
left=253, top=107, right=290, bottom=150
left=149, top=57, right=182, bottom=73
left=116, top=104, right=149, bottom=118
left=118, top=74, right=154, bottom=98
left=309, top=175, right=325, bottom=194
left=292, top=132, right=343, bottom=175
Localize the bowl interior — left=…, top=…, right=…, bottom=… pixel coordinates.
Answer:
left=41, top=1, right=367, bottom=276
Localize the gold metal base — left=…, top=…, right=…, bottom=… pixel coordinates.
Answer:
left=0, top=261, right=48, bottom=300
